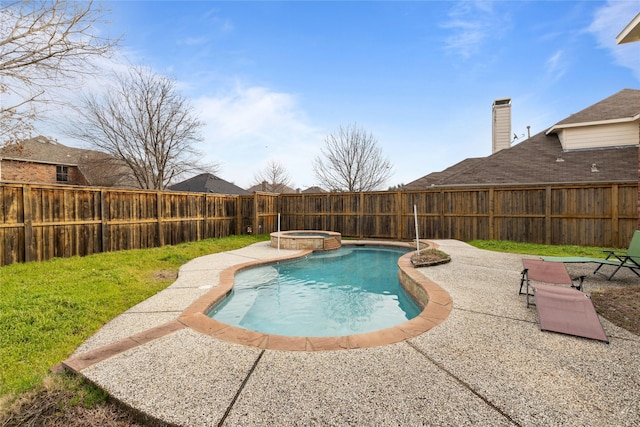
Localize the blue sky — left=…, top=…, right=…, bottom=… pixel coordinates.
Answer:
left=68, top=1, right=640, bottom=189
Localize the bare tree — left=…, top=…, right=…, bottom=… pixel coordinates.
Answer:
left=0, top=0, right=116, bottom=144
left=387, top=183, right=405, bottom=191
left=313, top=124, right=392, bottom=192
left=253, top=160, right=293, bottom=193
left=69, top=66, right=215, bottom=190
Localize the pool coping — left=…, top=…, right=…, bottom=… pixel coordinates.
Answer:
left=60, top=240, right=452, bottom=373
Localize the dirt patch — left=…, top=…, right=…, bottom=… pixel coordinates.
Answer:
left=561, top=262, right=640, bottom=336
left=152, top=270, right=177, bottom=281
left=591, top=286, right=640, bottom=335
left=1, top=387, right=145, bottom=427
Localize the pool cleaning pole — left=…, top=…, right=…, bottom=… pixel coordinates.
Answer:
left=277, top=213, right=281, bottom=252
left=414, top=204, right=420, bottom=253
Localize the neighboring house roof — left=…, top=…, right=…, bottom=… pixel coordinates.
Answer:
left=245, top=184, right=326, bottom=194
left=301, top=186, right=327, bottom=194
left=169, top=173, right=250, bottom=195
left=0, top=136, right=139, bottom=188
left=1, top=136, right=87, bottom=165
left=405, top=89, right=640, bottom=189
left=246, top=182, right=298, bottom=194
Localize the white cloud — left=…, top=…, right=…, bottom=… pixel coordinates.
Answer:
left=194, top=84, right=325, bottom=189
left=545, top=49, right=568, bottom=82
left=588, top=1, right=640, bottom=79
left=175, top=11, right=233, bottom=47
left=441, top=1, right=509, bottom=59
left=201, top=9, right=234, bottom=34
left=177, top=36, right=209, bottom=46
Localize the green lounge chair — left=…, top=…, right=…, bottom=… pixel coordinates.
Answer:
left=542, top=230, right=640, bottom=280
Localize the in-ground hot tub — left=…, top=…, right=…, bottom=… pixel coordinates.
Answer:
left=270, top=230, right=342, bottom=251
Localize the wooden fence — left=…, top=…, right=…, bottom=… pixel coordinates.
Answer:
left=0, top=183, right=241, bottom=266
left=278, top=183, right=638, bottom=248
left=1, top=182, right=637, bottom=266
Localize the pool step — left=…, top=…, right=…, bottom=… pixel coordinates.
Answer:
left=323, top=237, right=342, bottom=251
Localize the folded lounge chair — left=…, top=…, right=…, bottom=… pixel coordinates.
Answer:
left=541, top=230, right=640, bottom=280
left=519, top=259, right=608, bottom=343
left=519, top=259, right=585, bottom=307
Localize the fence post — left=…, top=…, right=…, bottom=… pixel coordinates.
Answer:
left=612, top=184, right=619, bottom=247
left=253, top=192, right=259, bottom=235
left=22, top=185, right=33, bottom=262
left=359, top=192, right=364, bottom=238
left=156, top=191, right=164, bottom=247
left=396, top=191, right=403, bottom=240
left=323, top=193, right=336, bottom=231
left=202, top=194, right=207, bottom=239
left=100, top=189, right=109, bottom=253
left=488, top=187, right=495, bottom=240
left=545, top=186, right=552, bottom=245
left=440, top=189, right=446, bottom=239
left=298, top=193, right=304, bottom=230
left=235, top=196, right=242, bottom=235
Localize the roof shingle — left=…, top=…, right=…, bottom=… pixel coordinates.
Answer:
left=553, top=88, right=640, bottom=126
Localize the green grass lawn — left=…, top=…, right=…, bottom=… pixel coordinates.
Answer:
left=467, top=240, right=615, bottom=258
left=0, top=234, right=269, bottom=398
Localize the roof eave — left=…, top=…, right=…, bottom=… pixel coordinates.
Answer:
left=616, top=12, right=640, bottom=44
left=546, top=114, right=640, bottom=135
left=0, top=156, right=79, bottom=167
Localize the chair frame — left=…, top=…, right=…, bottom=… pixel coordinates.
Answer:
left=593, top=241, right=640, bottom=280
left=541, top=230, right=640, bottom=281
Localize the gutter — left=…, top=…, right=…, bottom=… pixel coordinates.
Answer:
left=423, top=180, right=637, bottom=189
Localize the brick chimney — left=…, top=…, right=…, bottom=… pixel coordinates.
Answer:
left=492, top=98, right=511, bottom=153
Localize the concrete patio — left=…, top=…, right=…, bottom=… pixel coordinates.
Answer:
left=61, top=240, right=640, bottom=426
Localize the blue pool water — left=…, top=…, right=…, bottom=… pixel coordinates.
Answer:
left=207, top=246, right=421, bottom=337
left=285, top=231, right=331, bottom=237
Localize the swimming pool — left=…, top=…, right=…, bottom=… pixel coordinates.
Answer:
left=207, top=246, right=421, bottom=337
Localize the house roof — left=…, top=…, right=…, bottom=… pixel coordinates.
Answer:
left=1, top=136, right=86, bottom=165
left=548, top=89, right=640, bottom=132
left=404, top=89, right=640, bottom=189
left=169, top=173, right=250, bottom=195
left=405, top=130, right=637, bottom=189
left=246, top=182, right=298, bottom=194
left=0, top=136, right=139, bottom=188
left=419, top=157, right=484, bottom=184
left=301, top=186, right=327, bottom=194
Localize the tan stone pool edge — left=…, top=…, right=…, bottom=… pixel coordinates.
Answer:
left=61, top=241, right=452, bottom=373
